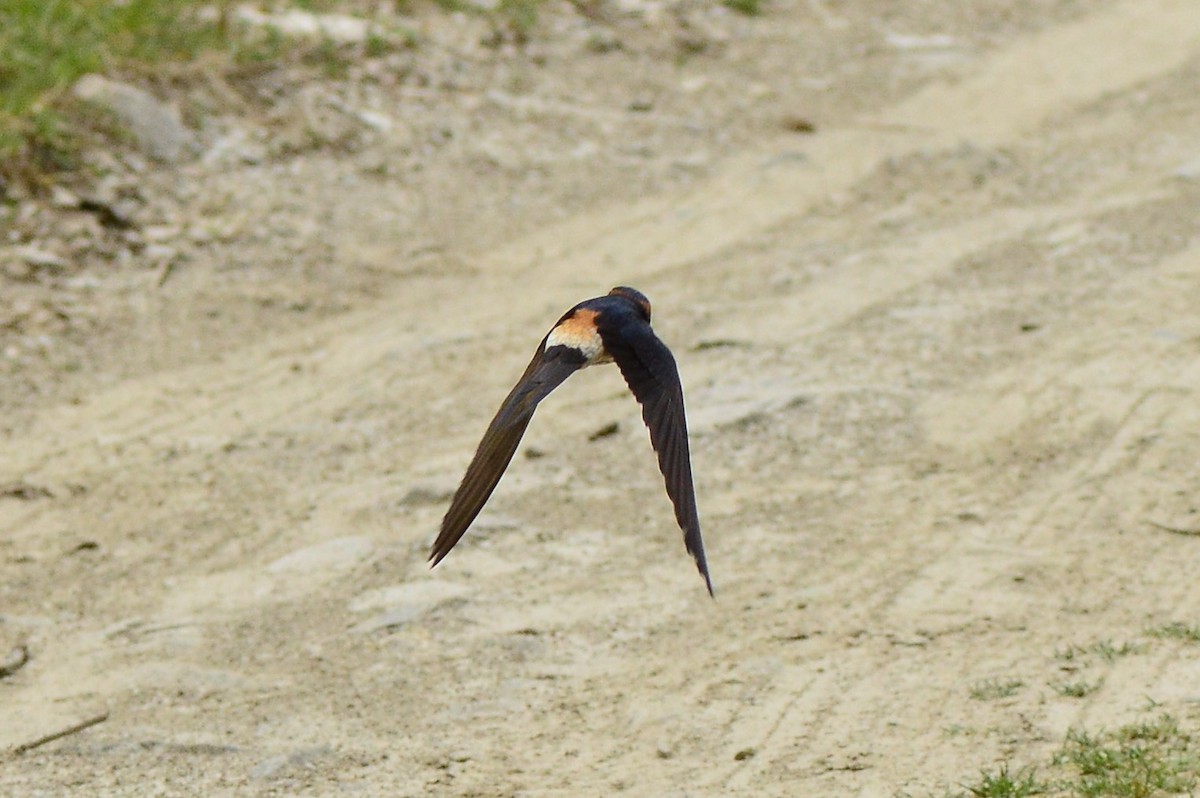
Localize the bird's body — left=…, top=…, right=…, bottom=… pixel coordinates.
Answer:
left=430, top=286, right=713, bottom=595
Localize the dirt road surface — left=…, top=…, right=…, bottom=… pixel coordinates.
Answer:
left=3, top=1, right=1200, bottom=795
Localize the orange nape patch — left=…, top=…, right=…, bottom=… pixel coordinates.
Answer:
left=545, top=309, right=607, bottom=362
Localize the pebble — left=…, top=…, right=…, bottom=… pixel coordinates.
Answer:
left=234, top=8, right=372, bottom=43
left=49, top=186, right=82, bottom=209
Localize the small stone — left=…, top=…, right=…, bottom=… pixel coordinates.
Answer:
left=356, top=109, right=393, bottom=132
left=734, top=747, right=756, bottom=761
left=49, top=186, right=81, bottom=209
left=234, top=7, right=371, bottom=44
left=73, top=75, right=195, bottom=163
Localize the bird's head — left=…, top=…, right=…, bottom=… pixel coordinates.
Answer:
left=609, top=286, right=652, bottom=322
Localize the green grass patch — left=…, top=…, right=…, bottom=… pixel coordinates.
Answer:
left=1147, top=622, right=1200, bottom=644
left=970, top=678, right=1025, bottom=701
left=498, top=0, right=541, bottom=41
left=950, top=714, right=1200, bottom=798
left=1055, top=645, right=1088, bottom=662
left=1050, top=678, right=1104, bottom=699
left=723, top=0, right=765, bottom=15
left=1056, top=715, right=1200, bottom=797
left=0, top=1, right=416, bottom=183
left=1056, top=640, right=1147, bottom=663
left=1, top=1, right=239, bottom=167
left=959, top=764, right=1049, bottom=797
left=1091, top=640, right=1148, bottom=662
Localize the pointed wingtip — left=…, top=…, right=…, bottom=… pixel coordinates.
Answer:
left=428, top=539, right=451, bottom=568
left=693, top=549, right=714, bottom=597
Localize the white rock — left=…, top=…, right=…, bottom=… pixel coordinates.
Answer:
left=235, top=7, right=371, bottom=44
left=73, top=75, right=195, bottom=163
left=50, top=186, right=81, bottom=209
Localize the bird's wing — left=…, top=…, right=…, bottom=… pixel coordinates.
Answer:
left=606, top=322, right=713, bottom=595
left=430, top=345, right=584, bottom=566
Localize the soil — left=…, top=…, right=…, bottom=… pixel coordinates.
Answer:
left=3, top=1, right=1200, bottom=795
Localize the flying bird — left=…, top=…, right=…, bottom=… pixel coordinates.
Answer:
left=429, top=286, right=713, bottom=595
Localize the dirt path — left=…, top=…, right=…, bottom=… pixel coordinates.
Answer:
left=3, top=1, right=1200, bottom=795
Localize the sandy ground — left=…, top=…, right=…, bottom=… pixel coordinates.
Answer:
left=4, top=1, right=1200, bottom=795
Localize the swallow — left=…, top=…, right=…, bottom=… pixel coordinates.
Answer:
left=429, top=286, right=713, bottom=595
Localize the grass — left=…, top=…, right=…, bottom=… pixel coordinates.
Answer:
left=1056, top=640, right=1147, bottom=663
left=1090, top=640, right=1148, bottom=662
left=723, top=0, right=765, bottom=15
left=0, top=0, right=572, bottom=183
left=970, top=678, right=1025, bottom=701
left=1146, top=622, right=1200, bottom=644
left=1050, top=678, right=1104, bottom=699
left=1056, top=716, right=1200, bottom=797
left=0, top=1, right=417, bottom=184
left=951, top=715, right=1200, bottom=798
left=498, top=0, right=542, bottom=41
left=0, top=0, right=293, bottom=179
left=962, top=764, right=1047, bottom=797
